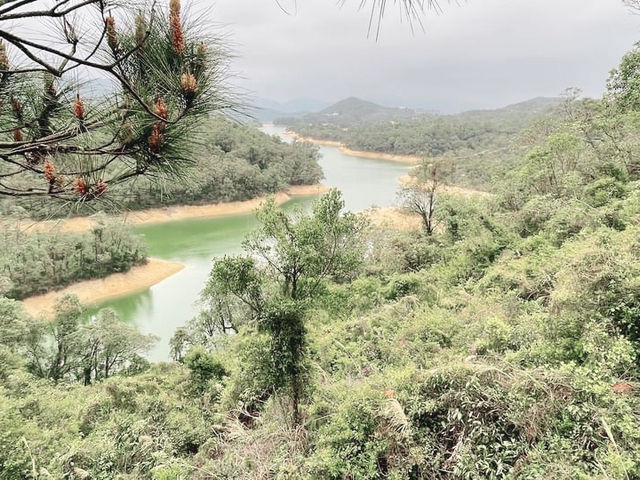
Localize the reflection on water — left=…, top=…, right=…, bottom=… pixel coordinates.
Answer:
left=96, top=125, right=409, bottom=361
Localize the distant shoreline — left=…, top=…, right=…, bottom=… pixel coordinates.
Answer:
left=18, top=184, right=330, bottom=317
left=397, top=174, right=492, bottom=198
left=8, top=184, right=331, bottom=235
left=282, top=131, right=421, bottom=165
left=22, top=257, right=185, bottom=319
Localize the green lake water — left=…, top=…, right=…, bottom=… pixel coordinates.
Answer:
left=95, top=125, right=409, bottom=361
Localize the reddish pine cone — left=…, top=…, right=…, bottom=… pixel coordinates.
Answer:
left=43, top=160, right=55, bottom=182
left=169, top=0, right=184, bottom=55
left=153, top=97, right=168, bottom=120
left=181, top=72, right=197, bottom=100
left=148, top=124, right=163, bottom=153
left=74, top=178, right=88, bottom=196
left=106, top=14, right=118, bottom=52
left=74, top=95, right=84, bottom=120
left=12, top=128, right=22, bottom=142
left=153, top=97, right=168, bottom=133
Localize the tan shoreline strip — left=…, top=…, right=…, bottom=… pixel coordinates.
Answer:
left=17, top=186, right=331, bottom=318
left=21, top=257, right=185, bottom=319
left=6, top=184, right=331, bottom=235
left=283, top=131, right=421, bottom=165
left=365, top=207, right=422, bottom=232
left=397, top=174, right=492, bottom=198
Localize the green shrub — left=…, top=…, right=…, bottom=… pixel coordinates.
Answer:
left=184, top=346, right=227, bottom=393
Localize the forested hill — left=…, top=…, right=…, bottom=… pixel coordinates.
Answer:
left=276, top=97, right=423, bottom=127
left=278, top=96, right=563, bottom=190
left=1, top=117, right=323, bottom=220
left=276, top=96, right=560, bottom=129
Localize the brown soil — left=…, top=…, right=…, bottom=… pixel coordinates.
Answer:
left=22, top=258, right=185, bottom=318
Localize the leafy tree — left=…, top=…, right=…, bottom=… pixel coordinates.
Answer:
left=21, top=296, right=156, bottom=383
left=0, top=296, right=29, bottom=378
left=170, top=294, right=244, bottom=362
left=22, top=295, right=85, bottom=381
left=0, top=220, right=147, bottom=299
left=208, top=190, right=366, bottom=423
left=77, top=308, right=157, bottom=385
left=183, top=345, right=226, bottom=392
left=608, top=41, right=640, bottom=111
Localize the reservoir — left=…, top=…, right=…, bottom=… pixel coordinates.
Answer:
left=96, top=125, right=409, bottom=360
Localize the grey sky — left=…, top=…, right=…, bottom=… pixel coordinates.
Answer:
left=209, top=0, right=640, bottom=112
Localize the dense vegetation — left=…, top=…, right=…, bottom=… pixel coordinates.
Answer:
left=276, top=96, right=423, bottom=127
left=112, top=118, right=322, bottom=211
left=0, top=117, right=320, bottom=301
left=5, top=32, right=640, bottom=480
left=0, top=220, right=146, bottom=299
left=280, top=97, right=561, bottom=189
left=2, top=117, right=323, bottom=219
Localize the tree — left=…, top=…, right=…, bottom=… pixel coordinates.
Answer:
left=0, top=0, right=231, bottom=202
left=208, top=189, right=365, bottom=423
left=170, top=295, right=244, bottom=362
left=21, top=295, right=85, bottom=381
left=0, top=296, right=29, bottom=378
left=399, top=158, right=450, bottom=235
left=607, top=42, right=640, bottom=112
left=78, top=308, right=157, bottom=385
left=183, top=345, right=226, bottom=392
left=20, top=295, right=156, bottom=384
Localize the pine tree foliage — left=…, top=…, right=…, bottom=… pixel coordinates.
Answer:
left=0, top=0, right=232, bottom=203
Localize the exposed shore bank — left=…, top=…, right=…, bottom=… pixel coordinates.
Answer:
left=364, top=177, right=491, bottom=232
left=22, top=258, right=185, bottom=319
left=18, top=185, right=330, bottom=317
left=365, top=207, right=422, bottom=231
left=397, top=174, right=492, bottom=198
left=9, top=184, right=331, bottom=235
left=283, top=131, right=421, bottom=165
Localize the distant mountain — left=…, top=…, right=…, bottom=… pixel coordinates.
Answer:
left=501, top=97, right=563, bottom=113
left=277, top=96, right=422, bottom=127
left=276, top=96, right=562, bottom=128
left=462, top=97, right=563, bottom=117
left=318, top=97, right=393, bottom=116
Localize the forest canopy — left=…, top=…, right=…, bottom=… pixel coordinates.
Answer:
left=1, top=116, right=323, bottom=218
left=4, top=1, right=640, bottom=479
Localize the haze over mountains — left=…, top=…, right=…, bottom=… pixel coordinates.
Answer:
left=252, top=98, right=331, bottom=121
left=268, top=96, right=563, bottom=126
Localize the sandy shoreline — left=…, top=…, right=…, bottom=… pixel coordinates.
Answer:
left=365, top=207, right=422, bottom=231
left=22, top=258, right=185, bottom=318
left=8, top=184, right=331, bottom=235
left=397, top=174, right=492, bottom=198
left=17, top=185, right=330, bottom=317
left=283, top=131, right=421, bottom=165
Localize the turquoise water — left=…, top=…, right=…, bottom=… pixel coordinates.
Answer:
left=96, top=125, right=409, bottom=360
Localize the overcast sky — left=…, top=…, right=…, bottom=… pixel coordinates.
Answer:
left=208, top=0, right=640, bottom=113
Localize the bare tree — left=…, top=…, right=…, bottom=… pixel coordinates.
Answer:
left=399, top=158, right=449, bottom=235
left=0, top=0, right=232, bottom=203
